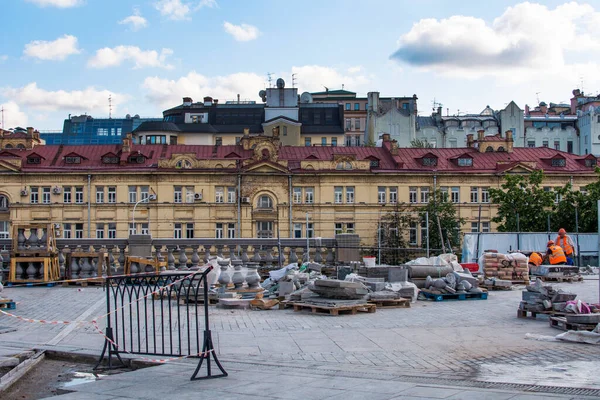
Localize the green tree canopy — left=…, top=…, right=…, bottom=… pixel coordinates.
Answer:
left=420, top=188, right=465, bottom=251
left=410, top=138, right=433, bottom=148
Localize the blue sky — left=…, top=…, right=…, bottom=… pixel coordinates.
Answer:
left=2, top=0, right=600, bottom=130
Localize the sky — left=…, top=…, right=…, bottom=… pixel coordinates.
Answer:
left=2, top=0, right=600, bottom=130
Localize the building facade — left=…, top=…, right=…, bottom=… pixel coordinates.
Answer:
left=0, top=132, right=596, bottom=246
left=365, top=92, right=418, bottom=145
left=311, top=89, right=367, bottom=147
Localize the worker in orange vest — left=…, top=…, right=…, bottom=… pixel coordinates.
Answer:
left=546, top=240, right=567, bottom=265
left=555, top=228, right=575, bottom=265
left=528, top=252, right=544, bottom=267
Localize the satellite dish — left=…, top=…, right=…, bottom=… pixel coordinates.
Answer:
left=276, top=78, right=285, bottom=89
left=126, top=114, right=131, bottom=119
left=300, top=92, right=313, bottom=104
left=258, top=90, right=266, bottom=102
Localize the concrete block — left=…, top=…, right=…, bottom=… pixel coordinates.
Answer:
left=278, top=281, right=295, bottom=297
left=365, top=282, right=385, bottom=292
left=388, top=267, right=408, bottom=282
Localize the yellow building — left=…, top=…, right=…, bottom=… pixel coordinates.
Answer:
left=0, top=131, right=597, bottom=245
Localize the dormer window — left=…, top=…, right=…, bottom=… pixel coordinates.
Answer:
left=65, top=156, right=81, bottom=164
left=128, top=155, right=146, bottom=164
left=27, top=156, right=41, bottom=164
left=176, top=159, right=192, bottom=169
left=457, top=157, right=473, bottom=167
left=485, top=146, right=494, bottom=152
left=102, top=155, right=119, bottom=164
left=336, top=162, right=352, bottom=170
left=422, top=157, right=437, bottom=167
left=370, top=160, right=379, bottom=168
left=585, top=157, right=597, bottom=167
left=551, top=158, right=566, bottom=167
left=497, top=146, right=505, bottom=152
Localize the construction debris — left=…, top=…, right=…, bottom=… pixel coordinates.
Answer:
left=420, top=270, right=483, bottom=298
left=481, top=252, right=529, bottom=283
left=518, top=278, right=579, bottom=315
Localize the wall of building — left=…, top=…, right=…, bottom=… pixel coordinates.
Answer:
left=523, top=126, right=578, bottom=153
left=498, top=102, right=525, bottom=146
left=578, top=107, right=600, bottom=155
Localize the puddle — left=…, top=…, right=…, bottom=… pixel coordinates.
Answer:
left=63, top=371, right=106, bottom=388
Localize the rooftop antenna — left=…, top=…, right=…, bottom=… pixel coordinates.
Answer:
left=431, top=98, right=442, bottom=111
left=535, top=92, right=541, bottom=104
left=1, top=106, right=4, bottom=130
left=580, top=77, right=584, bottom=94
left=291, top=73, right=297, bottom=88
left=267, top=73, right=273, bottom=88
left=342, top=83, right=344, bottom=90
left=108, top=94, right=112, bottom=119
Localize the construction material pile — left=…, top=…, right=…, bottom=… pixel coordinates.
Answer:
left=482, top=252, right=529, bottom=282
left=519, top=278, right=578, bottom=314
left=421, top=271, right=483, bottom=295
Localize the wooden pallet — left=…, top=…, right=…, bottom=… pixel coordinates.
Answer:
left=0, top=299, right=16, bottom=310
left=6, top=282, right=56, bottom=287
left=291, top=302, right=376, bottom=316
left=420, top=291, right=488, bottom=302
left=549, top=316, right=598, bottom=331
left=516, top=309, right=570, bottom=319
left=480, top=284, right=513, bottom=291
left=536, top=275, right=583, bottom=283
left=368, top=298, right=411, bottom=308
left=61, top=279, right=105, bottom=287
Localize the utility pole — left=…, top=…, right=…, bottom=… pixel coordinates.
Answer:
left=0, top=106, right=4, bottom=130
left=292, top=73, right=297, bottom=88
left=109, top=95, right=113, bottom=119
left=267, top=73, right=273, bottom=88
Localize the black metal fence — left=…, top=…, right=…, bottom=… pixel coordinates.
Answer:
left=94, top=268, right=227, bottom=380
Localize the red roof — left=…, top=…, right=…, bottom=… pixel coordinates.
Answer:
left=4, top=143, right=595, bottom=174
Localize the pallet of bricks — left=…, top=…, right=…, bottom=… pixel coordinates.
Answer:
left=9, top=223, right=60, bottom=285
left=482, top=251, right=529, bottom=285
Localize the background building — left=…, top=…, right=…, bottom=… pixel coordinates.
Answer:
left=311, top=89, right=367, bottom=147
left=365, top=92, right=418, bottom=145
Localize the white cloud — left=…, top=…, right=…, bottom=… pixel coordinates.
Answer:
left=141, top=65, right=371, bottom=107
left=223, top=22, right=260, bottom=42
left=3, top=83, right=128, bottom=114
left=196, top=0, right=217, bottom=9
left=119, top=8, right=148, bottom=31
left=390, top=2, right=600, bottom=79
left=155, top=0, right=216, bottom=20
left=0, top=55, right=8, bottom=63
left=88, top=46, right=174, bottom=69
left=25, top=0, right=83, bottom=7
left=23, top=34, right=81, bottom=61
left=0, top=102, right=29, bottom=130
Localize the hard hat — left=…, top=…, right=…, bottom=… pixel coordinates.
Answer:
left=558, top=228, right=566, bottom=235
left=547, top=240, right=554, bottom=246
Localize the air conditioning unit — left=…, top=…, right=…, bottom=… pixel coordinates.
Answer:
left=194, top=193, right=203, bottom=201
left=52, top=186, right=62, bottom=195
left=20, top=189, right=28, bottom=196
left=241, top=197, right=250, bottom=204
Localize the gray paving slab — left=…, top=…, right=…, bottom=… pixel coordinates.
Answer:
left=394, top=386, right=462, bottom=398
left=445, top=390, right=519, bottom=400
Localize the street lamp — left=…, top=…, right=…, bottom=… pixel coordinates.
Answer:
left=132, top=194, right=157, bottom=235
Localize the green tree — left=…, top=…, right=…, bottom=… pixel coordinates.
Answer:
left=552, top=168, right=600, bottom=233
left=376, top=202, right=415, bottom=264
left=410, top=138, right=433, bottom=148
left=489, top=170, right=555, bottom=232
left=419, top=189, right=465, bottom=252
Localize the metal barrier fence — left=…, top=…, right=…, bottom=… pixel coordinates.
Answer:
left=94, top=268, right=227, bottom=380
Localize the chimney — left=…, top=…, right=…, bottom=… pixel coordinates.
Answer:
left=27, top=127, right=34, bottom=136
left=368, top=92, right=379, bottom=112
left=466, top=134, right=474, bottom=148
left=382, top=133, right=391, bottom=142
left=237, top=94, right=240, bottom=104
left=390, top=140, right=399, bottom=156
left=213, top=99, right=219, bottom=105
left=203, top=96, right=213, bottom=106
left=525, top=104, right=530, bottom=116
left=477, top=129, right=485, bottom=142
left=540, top=103, right=548, bottom=114
left=183, top=97, right=193, bottom=106
left=122, top=134, right=132, bottom=153
left=243, top=128, right=250, bottom=136
left=506, top=130, right=514, bottom=152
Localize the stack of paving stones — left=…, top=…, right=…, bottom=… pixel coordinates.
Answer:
left=483, top=252, right=529, bottom=282
left=519, top=278, right=577, bottom=313
left=422, top=271, right=483, bottom=295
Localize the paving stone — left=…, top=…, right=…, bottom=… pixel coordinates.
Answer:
left=395, top=386, right=461, bottom=398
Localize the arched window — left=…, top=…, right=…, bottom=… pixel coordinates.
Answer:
left=258, top=195, right=273, bottom=209
left=5, top=144, right=13, bottom=149
left=485, top=146, right=494, bottom=153
left=497, top=146, right=505, bottom=152
left=16, top=144, right=25, bottom=149
left=336, top=161, right=352, bottom=170
left=0, top=195, right=8, bottom=209
left=176, top=159, right=192, bottom=169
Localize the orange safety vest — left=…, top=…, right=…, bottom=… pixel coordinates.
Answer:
left=529, top=252, right=543, bottom=266
left=555, top=236, right=574, bottom=256
left=548, top=245, right=567, bottom=265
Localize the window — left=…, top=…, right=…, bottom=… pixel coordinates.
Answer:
left=186, top=223, right=194, bottom=239
left=96, top=187, right=104, bottom=203
left=321, top=137, right=327, bottom=146
left=173, top=223, right=182, bottom=239
left=75, top=223, right=83, bottom=239
left=227, top=187, right=236, bottom=203
left=378, top=187, right=386, bottom=204
left=409, top=187, right=417, bottom=203
left=409, top=222, right=417, bottom=245
left=30, top=187, right=39, bottom=204
left=334, top=223, right=343, bottom=235
left=470, top=187, right=479, bottom=203
left=457, top=158, right=472, bottom=167
left=567, top=141, right=573, bottom=154
left=96, top=223, right=104, bottom=239
left=334, top=187, right=343, bottom=203
left=345, top=103, right=351, bottom=110
left=345, top=119, right=351, bottom=130
left=42, top=187, right=51, bottom=204
left=63, top=223, right=72, bottom=239
left=174, top=186, right=182, bottom=203
left=346, top=136, right=352, bottom=147
left=449, top=139, right=457, bottom=148
left=129, top=186, right=137, bottom=203
left=65, top=156, right=81, bottom=164
left=451, top=187, right=460, bottom=203
left=27, top=156, right=41, bottom=164
left=108, top=187, right=116, bottom=203
left=346, top=187, right=355, bottom=204
left=215, top=223, right=223, bottom=239
left=354, top=119, right=360, bottom=130
left=527, top=140, right=536, bottom=148
left=63, top=187, right=71, bottom=203
left=482, top=222, right=490, bottom=233
left=186, top=187, right=195, bottom=203
left=542, top=140, right=548, bottom=148
left=128, top=155, right=146, bottom=164
left=305, top=137, right=311, bottom=147
left=140, top=223, right=149, bottom=235
left=257, top=221, right=273, bottom=238
left=75, top=187, right=84, bottom=204
left=481, top=187, right=489, bottom=203
left=554, top=140, right=560, bottom=150
left=370, top=159, right=379, bottom=168
left=294, top=223, right=303, bottom=239
left=440, top=187, right=449, bottom=202
left=305, top=187, right=314, bottom=204
left=345, top=223, right=355, bottom=233
left=293, top=187, right=302, bottom=204
left=420, top=187, right=429, bottom=203
left=585, top=157, right=597, bottom=167
left=307, top=223, right=314, bottom=238
left=420, top=222, right=427, bottom=246
left=331, top=138, right=337, bottom=147
left=227, top=223, right=236, bottom=239
left=108, top=223, right=116, bottom=239
left=354, top=103, right=359, bottom=110
left=129, top=223, right=136, bottom=236
left=0, top=221, right=9, bottom=238
left=282, top=126, right=287, bottom=136
left=313, top=113, right=321, bottom=124
left=140, top=186, right=149, bottom=201
left=215, top=187, right=224, bottom=203
left=0, top=195, right=7, bottom=209
left=215, top=137, right=222, bottom=146
left=551, top=158, right=566, bottom=167
left=258, top=195, right=273, bottom=209
left=422, top=157, right=437, bottom=166
left=176, top=159, right=192, bottom=169
left=471, top=222, right=479, bottom=233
